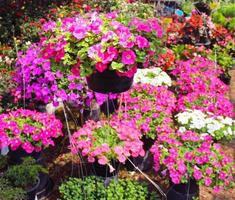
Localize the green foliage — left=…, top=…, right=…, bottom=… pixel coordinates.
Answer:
left=4, top=157, right=47, bottom=188
left=106, top=179, right=149, bottom=200
left=60, top=176, right=160, bottom=200
left=182, top=1, right=194, bottom=15
left=59, top=176, right=106, bottom=200
left=208, top=43, right=235, bottom=74
left=0, top=155, right=7, bottom=170
left=0, top=177, right=26, bottom=200
left=219, top=3, right=235, bottom=18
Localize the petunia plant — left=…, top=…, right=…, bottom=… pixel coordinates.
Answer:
left=70, top=119, right=144, bottom=170
left=176, top=109, right=235, bottom=141
left=41, top=12, right=163, bottom=77
left=119, top=84, right=176, bottom=139
left=0, top=109, right=63, bottom=153
left=151, top=130, right=235, bottom=192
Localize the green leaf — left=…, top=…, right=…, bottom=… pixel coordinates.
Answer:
left=111, top=62, right=124, bottom=70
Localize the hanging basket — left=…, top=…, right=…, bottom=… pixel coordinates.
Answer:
left=91, top=160, right=120, bottom=178
left=167, top=178, right=199, bottom=200
left=8, top=147, right=42, bottom=164
left=86, top=70, right=133, bottom=94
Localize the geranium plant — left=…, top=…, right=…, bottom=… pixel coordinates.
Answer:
left=119, top=84, right=176, bottom=139
left=176, top=109, right=235, bottom=141
left=151, top=130, right=235, bottom=191
left=0, top=109, right=63, bottom=153
left=70, top=119, right=144, bottom=169
left=41, top=12, right=163, bottom=77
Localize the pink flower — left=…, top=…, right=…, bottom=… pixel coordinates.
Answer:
left=116, top=66, right=137, bottom=78
left=193, top=168, right=202, bottom=180
left=219, top=171, right=227, bottom=180
left=204, top=177, right=212, bottom=186
left=205, top=167, right=213, bottom=175
left=121, top=50, right=136, bottom=65
left=98, top=156, right=108, bottom=165
left=95, top=62, right=107, bottom=72
left=135, top=36, right=150, bottom=48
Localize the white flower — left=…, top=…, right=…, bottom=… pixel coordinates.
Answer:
left=134, top=68, right=172, bottom=87
left=177, top=112, right=190, bottom=124
left=179, top=126, right=186, bottom=133
left=221, top=117, right=233, bottom=126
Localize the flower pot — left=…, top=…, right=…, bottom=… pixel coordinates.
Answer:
left=27, top=173, right=54, bottom=200
left=195, top=2, right=211, bottom=16
left=126, top=150, right=153, bottom=172
left=91, top=160, right=120, bottom=178
left=35, top=173, right=54, bottom=200
left=142, top=136, right=155, bottom=152
left=166, top=179, right=199, bottom=200
left=8, top=147, right=42, bottom=165
left=125, top=136, right=154, bottom=172
left=26, top=177, right=41, bottom=200
left=86, top=70, right=133, bottom=94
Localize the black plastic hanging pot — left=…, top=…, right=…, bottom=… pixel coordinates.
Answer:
left=125, top=136, right=154, bottom=172
left=8, top=147, right=42, bottom=165
left=167, top=178, right=199, bottom=200
left=27, top=173, right=54, bottom=200
left=195, top=2, right=211, bottom=15
left=86, top=70, right=133, bottom=94
left=91, top=160, right=120, bottom=178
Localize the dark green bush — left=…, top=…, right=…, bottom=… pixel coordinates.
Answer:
left=4, top=157, right=47, bottom=188
left=0, top=177, right=26, bottom=200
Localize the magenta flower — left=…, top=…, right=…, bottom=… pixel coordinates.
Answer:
left=121, top=50, right=136, bottom=65
left=136, top=36, right=150, bottom=48
left=95, top=62, right=107, bottom=73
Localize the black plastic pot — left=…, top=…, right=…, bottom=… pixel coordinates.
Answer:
left=167, top=179, right=199, bottom=200
left=27, top=173, right=54, bottom=200
left=86, top=70, right=133, bottom=94
left=8, top=148, right=42, bottom=165
left=125, top=136, right=154, bottom=172
left=91, top=160, right=120, bottom=178
left=195, top=2, right=211, bottom=16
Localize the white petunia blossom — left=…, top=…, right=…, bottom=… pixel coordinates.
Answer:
left=176, top=109, right=235, bottom=141
left=134, top=68, right=172, bottom=87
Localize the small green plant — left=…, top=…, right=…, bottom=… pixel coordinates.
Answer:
left=0, top=155, right=7, bottom=171
left=59, top=176, right=106, bottom=200
left=106, top=179, right=149, bottom=200
left=59, top=176, right=160, bottom=200
left=0, top=177, right=26, bottom=200
left=4, top=157, right=47, bottom=189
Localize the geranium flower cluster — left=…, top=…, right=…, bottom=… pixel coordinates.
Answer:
left=133, top=68, right=172, bottom=87
left=172, top=57, right=233, bottom=117
left=151, top=131, right=235, bottom=191
left=70, top=119, right=144, bottom=168
left=176, top=109, right=235, bottom=141
left=0, top=109, right=63, bottom=153
left=14, top=44, right=93, bottom=107
left=119, top=84, right=176, bottom=139
left=41, top=12, right=163, bottom=77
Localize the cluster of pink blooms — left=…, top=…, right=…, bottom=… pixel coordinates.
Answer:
left=70, top=119, right=144, bottom=165
left=172, top=57, right=233, bottom=117
left=0, top=109, right=63, bottom=153
left=119, top=84, right=176, bottom=139
left=151, top=130, right=235, bottom=191
left=41, top=12, right=163, bottom=77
